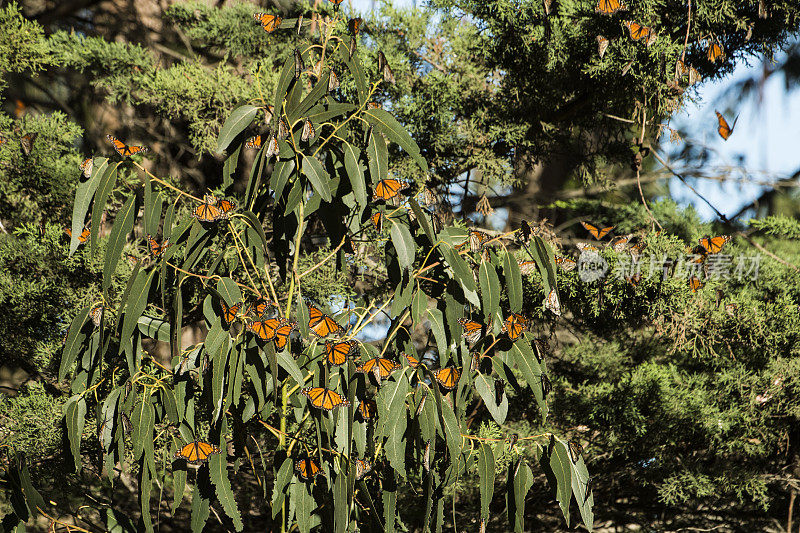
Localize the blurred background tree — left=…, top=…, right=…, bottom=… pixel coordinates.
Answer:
left=2, top=0, right=800, bottom=531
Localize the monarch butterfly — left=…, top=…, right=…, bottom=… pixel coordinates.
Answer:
left=216, top=198, right=236, bottom=215
left=707, top=42, right=724, bottom=63
left=90, top=304, right=104, bottom=327
left=357, top=398, right=377, bottom=420
left=459, top=230, right=492, bottom=253
left=247, top=317, right=284, bottom=340
left=295, top=14, right=304, bottom=35
left=294, top=48, right=304, bottom=79
left=308, top=305, right=346, bottom=337
left=325, top=340, right=358, bottom=366
left=273, top=320, right=297, bottom=351
left=220, top=300, right=241, bottom=325
left=544, top=288, right=561, bottom=316
left=175, top=440, right=221, bottom=464
left=698, top=235, right=731, bottom=254
left=373, top=179, right=409, bottom=201
left=328, top=0, right=345, bottom=7
left=354, top=458, right=373, bottom=480
left=377, top=51, right=396, bottom=84
left=367, top=102, right=382, bottom=110
left=541, top=373, right=552, bottom=396
left=555, top=256, right=577, bottom=272
left=348, top=17, right=363, bottom=35
left=146, top=234, right=170, bottom=258
left=470, top=351, right=481, bottom=372
left=415, top=387, right=429, bottom=417
left=597, top=35, right=609, bottom=58
left=576, top=242, right=600, bottom=253
left=629, top=240, right=645, bottom=260
left=246, top=298, right=274, bottom=318
left=65, top=227, right=91, bottom=245
left=595, top=0, right=625, bottom=14
left=301, top=387, right=350, bottom=410
left=20, top=132, right=37, bottom=157
left=80, top=158, right=93, bottom=178
left=244, top=135, right=262, bottom=149
left=301, top=118, right=316, bottom=142
left=328, top=69, right=341, bottom=92
left=106, top=135, right=148, bottom=158
left=266, top=135, right=280, bottom=158
left=191, top=199, right=224, bottom=223
left=625, top=272, right=642, bottom=286
left=370, top=212, right=384, bottom=232
left=458, top=317, right=487, bottom=344
left=356, top=357, right=401, bottom=379
left=253, top=12, right=282, bottom=32
left=610, top=234, right=633, bottom=253
left=276, top=118, right=290, bottom=141
left=403, top=352, right=421, bottom=368
left=581, top=221, right=615, bottom=240
left=433, top=367, right=460, bottom=390
left=295, top=457, right=322, bottom=480
left=623, top=20, right=653, bottom=42
left=518, top=260, right=538, bottom=275
left=715, top=111, right=737, bottom=140
left=688, top=275, right=703, bottom=292
left=503, top=313, right=530, bottom=341
left=423, top=440, right=431, bottom=471
left=568, top=440, right=583, bottom=463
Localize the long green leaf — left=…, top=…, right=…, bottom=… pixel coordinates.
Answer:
left=216, top=104, right=259, bottom=153
left=209, top=453, right=244, bottom=531
left=64, top=395, right=86, bottom=472
left=271, top=457, right=293, bottom=518
left=342, top=141, right=367, bottom=207
left=303, top=155, right=332, bottom=203
left=440, top=244, right=479, bottom=306
left=509, top=340, right=547, bottom=421
left=59, top=308, right=89, bottom=380
left=89, top=161, right=118, bottom=253
left=390, top=221, right=415, bottom=271
left=339, top=43, right=367, bottom=104
left=547, top=439, right=573, bottom=527
left=507, top=459, right=533, bottom=532
left=503, top=251, right=523, bottom=313
left=189, top=484, right=210, bottom=533
left=120, top=270, right=155, bottom=359
left=290, top=72, right=331, bottom=122
left=273, top=56, right=296, bottom=127
left=363, top=108, right=427, bottom=171
left=474, top=373, right=508, bottom=424
left=70, top=157, right=108, bottom=256
left=132, top=397, right=154, bottom=462
left=367, top=129, right=388, bottom=182
left=477, top=443, right=495, bottom=521
left=137, top=316, right=170, bottom=342
left=102, top=196, right=136, bottom=294
left=478, top=260, right=501, bottom=324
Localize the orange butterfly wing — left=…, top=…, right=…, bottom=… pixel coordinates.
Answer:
left=371, top=212, right=383, bottom=231
left=433, top=368, right=460, bottom=390
left=403, top=352, right=421, bottom=368
left=357, top=399, right=377, bottom=420
left=325, top=340, right=357, bottom=366
left=688, top=276, right=703, bottom=292
left=595, top=0, right=625, bottom=14
left=254, top=13, right=282, bottom=32
left=308, top=306, right=345, bottom=337
left=458, top=317, right=486, bottom=343
left=707, top=42, right=724, bottom=63
left=357, top=357, right=401, bottom=378
left=273, top=321, right=297, bottom=350
left=245, top=135, right=262, bottom=149
left=503, top=313, right=529, bottom=340
left=699, top=234, right=731, bottom=254
left=217, top=198, right=236, bottom=214
left=175, top=441, right=220, bottom=464
left=373, top=179, right=407, bottom=201
left=295, top=457, right=322, bottom=480
left=581, top=221, right=615, bottom=240
left=106, top=135, right=148, bottom=157
left=301, top=387, right=350, bottom=410
left=220, top=301, right=241, bottom=325
left=715, top=112, right=735, bottom=140
left=192, top=202, right=222, bottom=223
left=247, top=317, right=283, bottom=340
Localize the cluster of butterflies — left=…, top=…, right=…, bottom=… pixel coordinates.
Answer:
left=191, top=193, right=237, bottom=223
left=687, top=234, right=732, bottom=292
left=76, top=135, right=149, bottom=183
left=454, top=226, right=563, bottom=316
